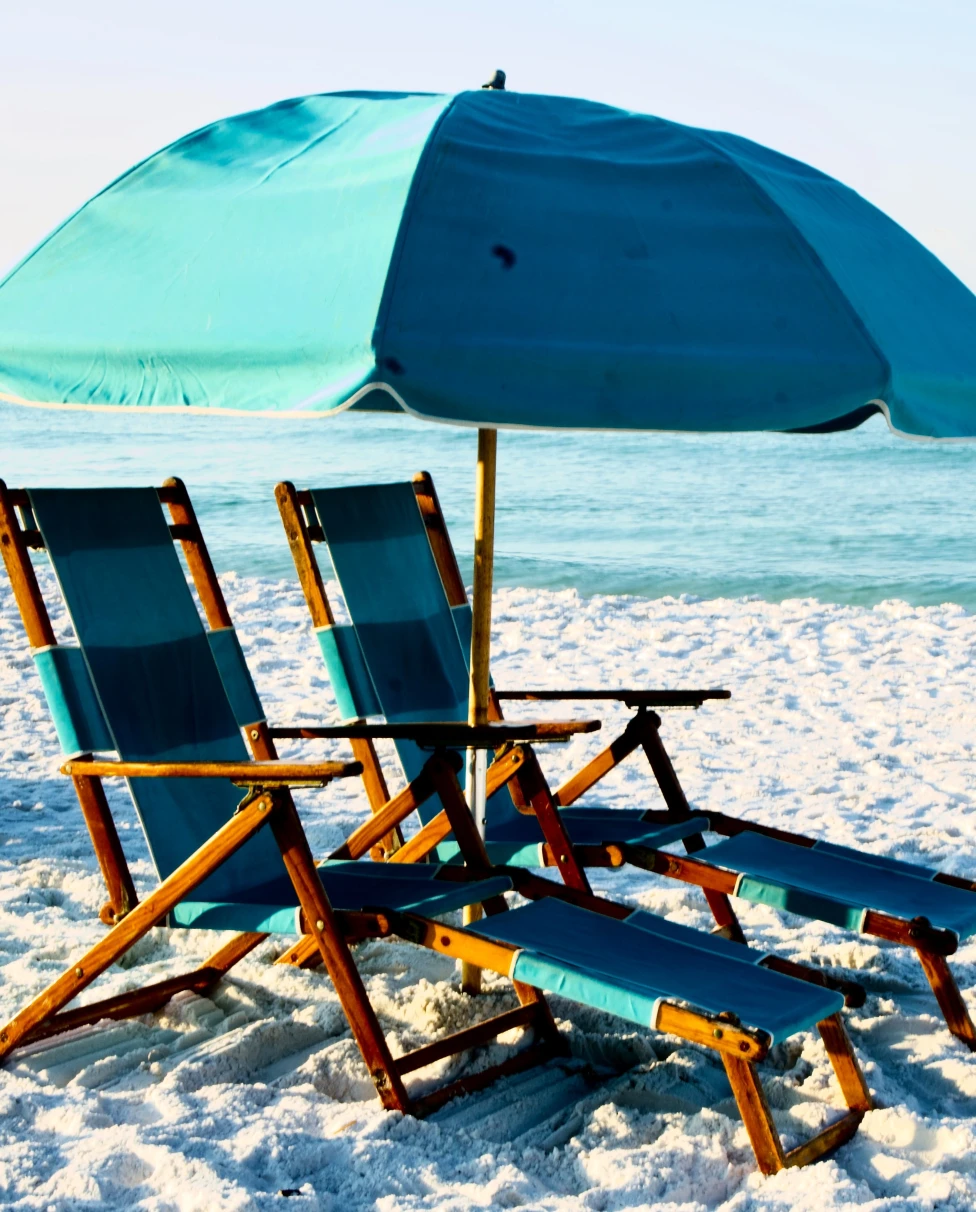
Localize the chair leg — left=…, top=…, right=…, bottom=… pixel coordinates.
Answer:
left=721, top=1054, right=787, bottom=1174
left=268, top=792, right=412, bottom=1112
left=0, top=794, right=274, bottom=1058
left=17, top=932, right=265, bottom=1046
left=637, top=713, right=748, bottom=942
left=722, top=1012, right=870, bottom=1175
left=917, top=948, right=976, bottom=1050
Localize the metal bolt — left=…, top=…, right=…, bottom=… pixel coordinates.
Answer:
left=315, top=920, right=325, bottom=931
left=75, top=967, right=84, bottom=978
left=258, top=800, right=267, bottom=811
left=713, top=1027, right=724, bottom=1040
left=559, top=855, right=568, bottom=864
left=739, top=1041, right=750, bottom=1052
left=250, top=729, right=259, bottom=740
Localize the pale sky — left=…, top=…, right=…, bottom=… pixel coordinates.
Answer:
left=2, top=0, right=974, bottom=286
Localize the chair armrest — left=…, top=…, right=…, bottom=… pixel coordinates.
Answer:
left=494, top=689, right=731, bottom=709
left=61, top=759, right=363, bottom=785
left=267, top=720, right=600, bottom=746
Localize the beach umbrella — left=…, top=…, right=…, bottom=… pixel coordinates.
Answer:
left=2, top=79, right=976, bottom=862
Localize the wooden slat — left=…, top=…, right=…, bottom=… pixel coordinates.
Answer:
left=0, top=794, right=276, bottom=1057
left=62, top=758, right=361, bottom=783
left=397, top=915, right=519, bottom=976
left=782, top=1110, right=864, bottom=1170
left=863, top=910, right=957, bottom=955
left=510, top=748, right=591, bottom=893
left=388, top=811, right=453, bottom=864
left=275, top=481, right=335, bottom=628
left=396, top=1004, right=539, bottom=1075
left=330, top=755, right=452, bottom=861
left=916, top=948, right=976, bottom=1047
left=269, top=720, right=600, bottom=744
left=818, top=1013, right=873, bottom=1110
left=657, top=1003, right=769, bottom=1061
left=720, top=1054, right=786, bottom=1174
left=496, top=689, right=731, bottom=708
left=621, top=845, right=739, bottom=895
left=412, top=1039, right=558, bottom=1118
left=71, top=770, right=139, bottom=924
left=159, top=477, right=234, bottom=629
left=553, top=724, right=643, bottom=807
left=19, top=931, right=265, bottom=1045
left=0, top=481, right=56, bottom=648
left=411, top=471, right=469, bottom=607
left=267, top=793, right=410, bottom=1112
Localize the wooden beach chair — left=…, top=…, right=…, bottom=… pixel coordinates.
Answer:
left=277, top=475, right=976, bottom=1051
left=0, top=480, right=873, bottom=1173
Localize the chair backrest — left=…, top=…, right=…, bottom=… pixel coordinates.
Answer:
left=310, top=482, right=519, bottom=826
left=28, top=487, right=284, bottom=901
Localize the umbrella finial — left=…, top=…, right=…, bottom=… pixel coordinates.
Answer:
left=482, top=70, right=506, bottom=90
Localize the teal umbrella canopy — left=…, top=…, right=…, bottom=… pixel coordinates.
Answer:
left=0, top=88, right=974, bottom=437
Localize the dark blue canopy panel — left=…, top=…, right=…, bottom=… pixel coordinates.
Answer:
left=0, top=90, right=973, bottom=436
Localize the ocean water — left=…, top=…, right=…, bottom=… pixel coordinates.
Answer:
left=4, top=402, right=976, bottom=608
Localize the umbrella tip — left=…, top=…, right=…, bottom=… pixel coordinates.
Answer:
left=482, top=70, right=506, bottom=90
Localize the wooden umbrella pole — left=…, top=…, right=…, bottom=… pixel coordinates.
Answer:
left=461, top=426, right=497, bottom=994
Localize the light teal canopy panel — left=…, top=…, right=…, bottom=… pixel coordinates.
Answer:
left=1, top=89, right=974, bottom=437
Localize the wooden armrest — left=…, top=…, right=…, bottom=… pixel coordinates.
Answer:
left=267, top=720, right=600, bottom=746
left=61, top=759, right=363, bottom=784
left=494, top=689, right=731, bottom=709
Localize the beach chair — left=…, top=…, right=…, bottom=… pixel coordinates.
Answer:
left=0, top=480, right=872, bottom=1173
left=277, top=475, right=976, bottom=1051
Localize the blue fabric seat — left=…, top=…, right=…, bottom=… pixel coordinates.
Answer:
left=703, top=832, right=976, bottom=937
left=470, top=898, right=841, bottom=1042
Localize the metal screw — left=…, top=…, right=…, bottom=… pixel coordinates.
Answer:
left=713, top=1027, right=724, bottom=1039
left=250, top=729, right=259, bottom=740
left=315, top=919, right=325, bottom=931
left=75, top=967, right=84, bottom=978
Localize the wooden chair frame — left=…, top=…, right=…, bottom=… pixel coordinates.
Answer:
left=0, top=477, right=873, bottom=1171
left=290, top=470, right=976, bottom=1053
left=275, top=478, right=864, bottom=1012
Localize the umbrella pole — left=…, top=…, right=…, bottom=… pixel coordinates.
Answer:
left=461, top=426, right=497, bottom=995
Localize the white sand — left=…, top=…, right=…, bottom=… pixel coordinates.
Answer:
left=3, top=571, right=976, bottom=1209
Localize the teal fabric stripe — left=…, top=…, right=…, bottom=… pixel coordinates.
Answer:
left=207, top=628, right=265, bottom=727
left=511, top=951, right=661, bottom=1030
left=316, top=624, right=382, bottom=721
left=311, top=482, right=515, bottom=826
left=473, top=898, right=842, bottom=1042
left=29, top=488, right=287, bottom=904
left=33, top=645, right=114, bottom=755
left=705, top=831, right=976, bottom=937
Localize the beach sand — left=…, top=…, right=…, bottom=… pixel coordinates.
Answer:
left=3, top=570, right=976, bottom=1209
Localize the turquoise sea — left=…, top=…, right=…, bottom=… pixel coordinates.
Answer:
left=4, top=402, right=976, bottom=609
